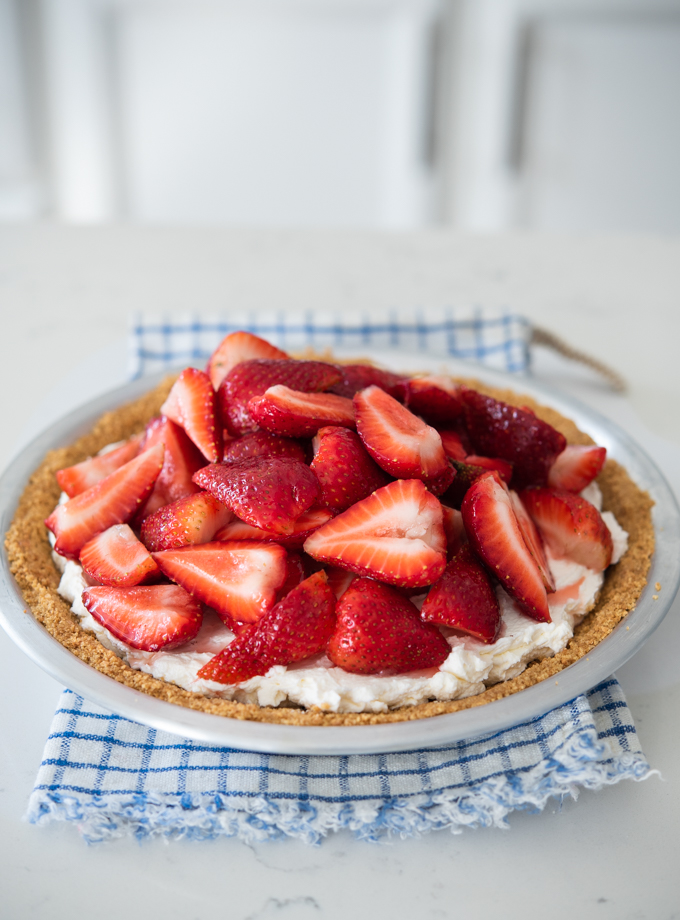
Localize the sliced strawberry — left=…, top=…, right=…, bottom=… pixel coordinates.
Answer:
left=441, top=504, right=466, bottom=558
left=304, top=479, right=446, bottom=589
left=193, top=457, right=320, bottom=535
left=135, top=416, right=206, bottom=520
left=310, top=426, right=389, bottom=512
left=404, top=376, right=462, bottom=424
left=465, top=455, right=514, bottom=483
left=82, top=584, right=202, bottom=651
left=547, top=445, right=607, bottom=492
left=325, top=565, right=355, bottom=599
left=218, top=359, right=342, bottom=436
left=197, top=571, right=336, bottom=683
left=461, top=470, right=550, bottom=622
left=56, top=434, right=143, bottom=498
left=140, top=491, right=233, bottom=553
left=438, top=428, right=468, bottom=462
left=277, top=552, right=306, bottom=601
left=460, top=387, right=566, bottom=489
left=46, top=442, right=165, bottom=560
left=249, top=386, right=355, bottom=438
left=329, top=364, right=408, bottom=401
left=420, top=545, right=501, bottom=643
left=440, top=459, right=490, bottom=510
left=327, top=577, right=450, bottom=675
left=153, top=541, right=288, bottom=624
left=508, top=490, right=555, bottom=592
left=223, top=429, right=306, bottom=464
left=214, top=506, right=333, bottom=550
left=160, top=368, right=222, bottom=462
left=206, top=331, right=289, bottom=391
left=80, top=524, right=160, bottom=586
left=519, top=488, right=613, bottom=572
left=354, top=385, right=450, bottom=489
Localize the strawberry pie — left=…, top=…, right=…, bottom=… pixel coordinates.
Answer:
left=6, top=331, right=654, bottom=725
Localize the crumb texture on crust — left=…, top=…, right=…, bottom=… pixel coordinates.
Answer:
left=5, top=375, right=654, bottom=727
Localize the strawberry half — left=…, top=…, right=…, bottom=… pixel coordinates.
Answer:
left=461, top=470, right=550, bottom=622
left=310, top=426, right=389, bottom=512
left=403, top=376, right=462, bottom=424
left=214, top=506, right=333, bottom=550
left=465, top=455, right=513, bottom=483
left=460, top=387, right=566, bottom=489
left=46, top=442, right=165, bottom=560
left=329, top=364, right=408, bottom=400
left=304, top=478, right=447, bottom=589
left=547, top=445, right=607, bottom=492
left=508, top=490, right=555, bottom=592
left=82, top=584, right=202, bottom=651
left=519, top=488, right=613, bottom=572
left=420, top=544, right=501, bottom=643
left=223, top=429, right=306, bottom=464
left=56, top=434, right=143, bottom=498
left=206, top=331, right=289, bottom=391
left=249, top=386, right=355, bottom=438
left=140, top=491, right=233, bottom=552
left=441, top=504, right=466, bottom=558
left=327, top=577, right=450, bottom=675
left=218, top=359, right=342, bottom=436
left=135, top=416, right=206, bottom=520
left=153, top=541, right=288, bottom=624
left=79, top=524, right=160, bottom=586
left=193, top=457, right=320, bottom=535
left=160, top=367, right=222, bottom=462
left=440, top=460, right=491, bottom=510
left=197, top=571, right=337, bottom=684
left=438, top=428, right=468, bottom=462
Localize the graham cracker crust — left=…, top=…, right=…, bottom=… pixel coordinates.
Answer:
left=5, top=375, right=654, bottom=727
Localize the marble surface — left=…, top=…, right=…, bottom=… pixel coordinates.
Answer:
left=1, top=225, right=679, bottom=919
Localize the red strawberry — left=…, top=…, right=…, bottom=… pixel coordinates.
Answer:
left=460, top=387, right=566, bottom=489
left=420, top=545, right=501, bottom=643
left=80, top=524, right=160, bottom=586
left=519, top=488, right=613, bottom=572
left=206, top=331, right=288, bottom=391
left=438, top=428, right=468, bottom=462
left=214, top=506, right=333, bottom=549
left=440, top=459, right=490, bottom=510
left=508, top=490, right=555, bottom=592
left=354, top=386, right=450, bottom=488
left=140, top=491, right=233, bottom=552
left=327, top=578, right=450, bottom=675
left=329, top=364, right=408, bottom=401
left=441, top=504, right=466, bottom=558
left=135, top=416, right=206, bottom=520
left=465, top=455, right=514, bottom=482
left=46, top=442, right=165, bottom=559
left=153, top=541, right=288, bottom=624
left=223, top=430, right=306, bottom=464
left=277, top=552, right=305, bottom=600
left=56, top=434, right=143, bottom=498
left=193, top=457, right=320, bottom=535
left=249, top=386, right=355, bottom=438
left=311, top=426, right=389, bottom=512
left=404, top=376, right=462, bottom=424
left=461, top=470, right=550, bottom=622
left=197, top=571, right=336, bottom=684
left=218, top=359, right=342, bottom=435
left=547, top=445, right=607, bottom=492
left=160, top=368, right=222, bottom=462
left=304, top=479, right=446, bottom=589
left=82, top=584, right=202, bottom=651
left=325, top=565, right=355, bottom=599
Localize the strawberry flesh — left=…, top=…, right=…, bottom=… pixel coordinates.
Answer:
left=329, top=364, right=408, bottom=401
left=214, top=506, right=333, bottom=549
left=161, top=367, right=222, bottom=462
left=135, top=416, right=206, bottom=520
left=249, top=386, right=355, bottom=438
left=207, top=331, right=288, bottom=391
left=56, top=434, right=143, bottom=498
left=438, top=428, right=468, bottom=462
left=508, top=490, right=555, bottom=592
left=327, top=577, right=450, bottom=675
left=465, top=455, right=513, bottom=482
left=223, top=429, right=306, bottom=464
left=311, top=426, right=390, bottom=512
left=404, top=376, right=462, bottom=424
left=140, top=491, right=233, bottom=552
left=80, top=524, right=160, bottom=586
left=547, top=444, right=607, bottom=492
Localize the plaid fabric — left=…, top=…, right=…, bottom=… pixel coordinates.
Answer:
left=28, top=310, right=653, bottom=842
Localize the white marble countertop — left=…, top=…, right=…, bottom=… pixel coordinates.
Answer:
left=1, top=225, right=679, bottom=919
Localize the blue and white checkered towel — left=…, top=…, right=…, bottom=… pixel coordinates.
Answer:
left=28, top=310, right=653, bottom=843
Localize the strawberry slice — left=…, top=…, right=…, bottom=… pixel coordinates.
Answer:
left=420, top=544, right=501, bottom=643
left=193, top=457, right=320, bottom=535
left=519, top=488, right=613, bottom=572
left=460, top=387, right=566, bottom=489
left=140, top=491, right=233, bottom=552
left=46, top=442, right=165, bottom=560
left=461, top=470, right=550, bottom=622
left=547, top=445, right=607, bottom=492
left=218, top=358, right=342, bottom=436
left=465, top=455, right=513, bottom=482
left=440, top=459, right=490, bottom=510
left=56, top=434, right=143, bottom=498
left=310, top=426, right=389, bottom=512
left=223, top=430, right=306, bottom=464
left=329, top=364, right=408, bottom=400
left=80, top=524, right=160, bottom=586
left=438, top=428, right=468, bottom=462
left=214, top=506, right=333, bottom=549
left=248, top=386, right=355, bottom=438
left=304, top=478, right=447, bottom=589
left=153, top=541, right=288, bottom=624
left=508, top=490, right=555, bottom=592
left=354, top=385, right=451, bottom=489
left=327, top=577, right=450, bottom=675
left=82, top=584, right=202, bottom=651
left=403, top=376, right=462, bottom=424
left=325, top=565, right=355, bottom=599
left=206, top=331, right=289, bottom=391
left=441, top=504, right=466, bottom=558
left=277, top=552, right=305, bottom=601
left=160, top=367, right=222, bottom=462
left=135, top=416, right=206, bottom=520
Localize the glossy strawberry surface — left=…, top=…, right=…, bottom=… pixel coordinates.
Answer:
left=249, top=386, right=356, bottom=437
left=160, top=367, right=222, bottom=462
left=206, top=331, right=288, bottom=391
left=80, top=524, right=160, bottom=587
left=140, top=491, right=233, bottom=552
left=547, top=445, right=607, bottom=492
left=56, top=434, right=143, bottom=498
left=310, top=426, right=389, bottom=512
left=223, top=429, right=306, bottom=464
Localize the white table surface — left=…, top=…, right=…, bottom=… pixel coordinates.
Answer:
left=1, top=225, right=679, bottom=919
